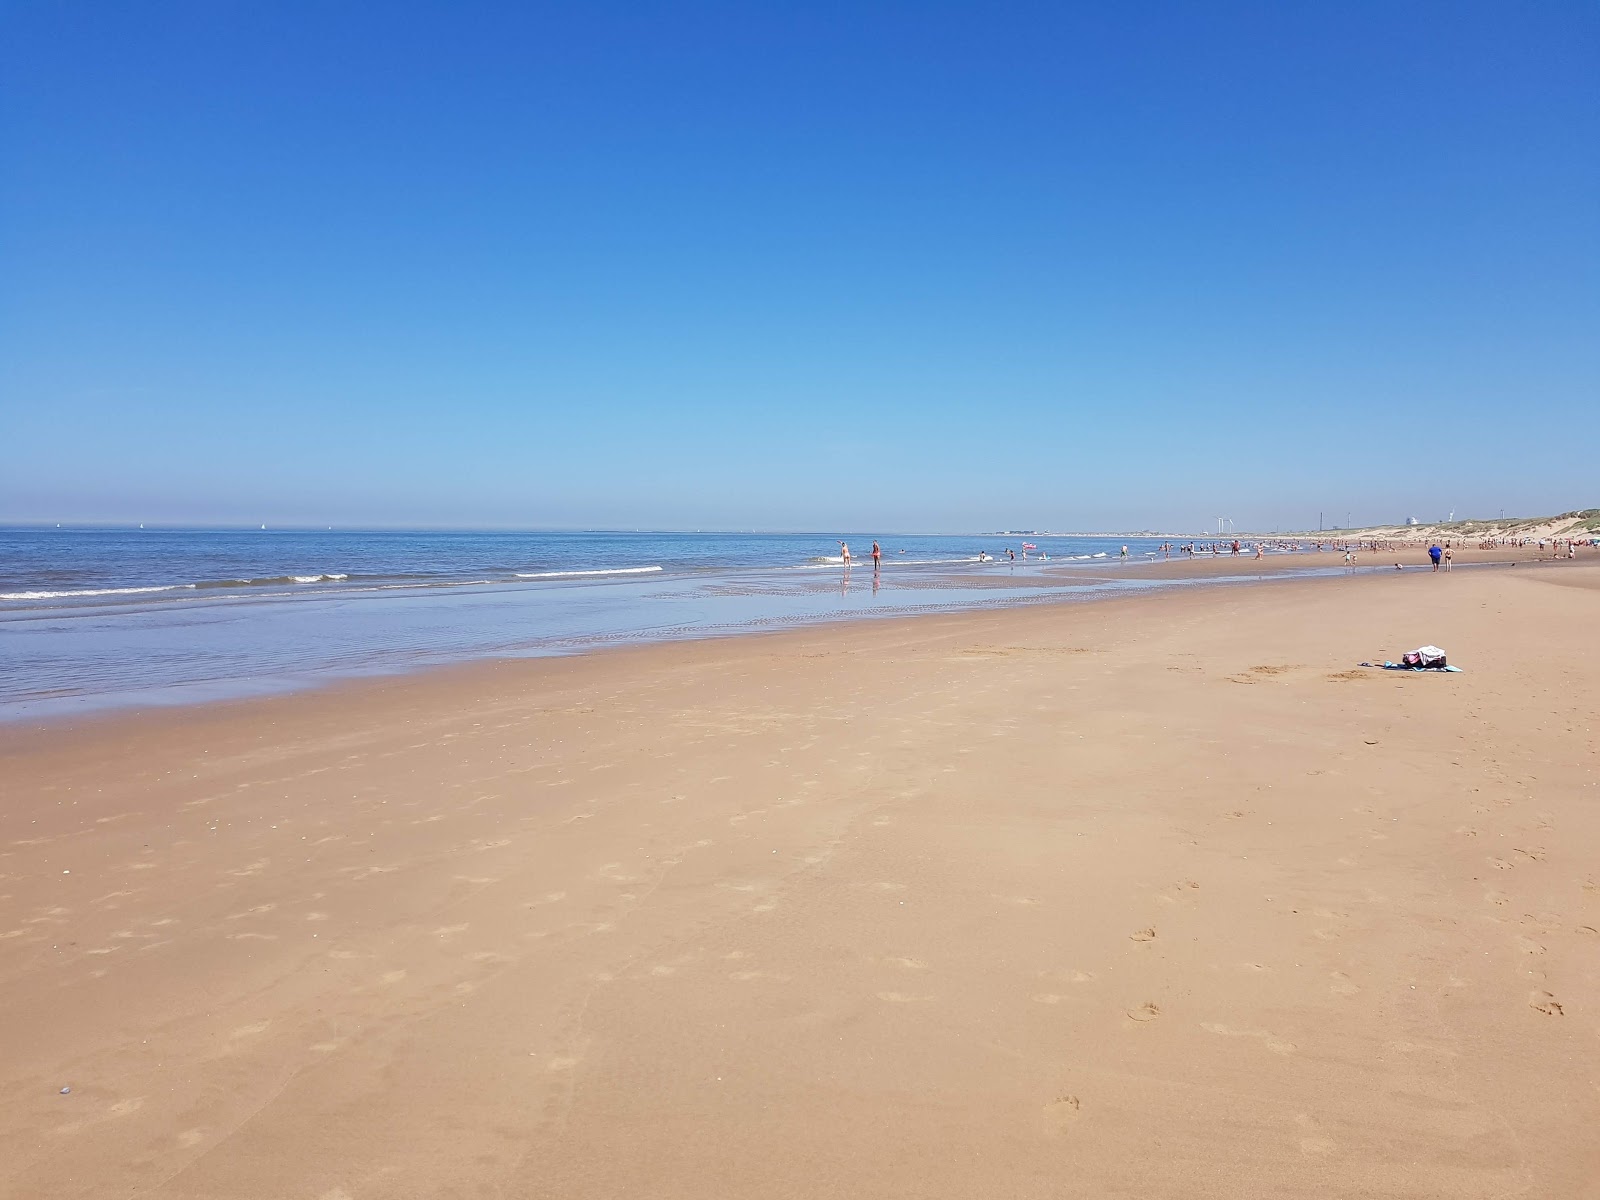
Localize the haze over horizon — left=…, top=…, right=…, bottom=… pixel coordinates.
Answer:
left=3, top=2, right=1595, bottom=532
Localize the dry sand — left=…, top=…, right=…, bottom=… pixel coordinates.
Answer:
left=2, top=561, right=1597, bottom=1199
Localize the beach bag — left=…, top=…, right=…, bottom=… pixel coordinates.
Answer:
left=1404, top=645, right=1447, bottom=669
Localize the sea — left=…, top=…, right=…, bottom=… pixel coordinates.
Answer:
left=0, top=527, right=1329, bottom=722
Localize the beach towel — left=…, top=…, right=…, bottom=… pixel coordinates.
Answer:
left=1360, top=661, right=1464, bottom=672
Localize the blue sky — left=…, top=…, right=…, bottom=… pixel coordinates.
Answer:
left=2, top=1, right=1595, bottom=532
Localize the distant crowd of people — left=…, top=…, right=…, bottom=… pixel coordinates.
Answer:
left=833, top=533, right=1594, bottom=576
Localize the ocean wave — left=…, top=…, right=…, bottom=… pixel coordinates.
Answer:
left=514, top=566, right=664, bottom=579
left=194, top=574, right=350, bottom=589
left=3, top=574, right=355, bottom=600
left=0, top=584, right=198, bottom=601
left=799, top=555, right=987, bottom=568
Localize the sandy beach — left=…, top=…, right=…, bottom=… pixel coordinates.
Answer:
left=2, top=560, right=1597, bottom=1199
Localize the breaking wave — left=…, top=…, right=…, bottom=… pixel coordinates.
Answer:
left=513, top=566, right=664, bottom=579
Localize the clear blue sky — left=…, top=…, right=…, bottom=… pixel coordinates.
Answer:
left=2, top=2, right=1595, bottom=532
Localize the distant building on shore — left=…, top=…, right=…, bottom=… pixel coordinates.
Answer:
left=1406, top=517, right=1420, bottom=526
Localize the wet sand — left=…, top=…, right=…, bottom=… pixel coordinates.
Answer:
left=2, top=560, right=1597, bottom=1198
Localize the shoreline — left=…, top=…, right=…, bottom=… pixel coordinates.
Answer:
left=4, top=542, right=1585, bottom=729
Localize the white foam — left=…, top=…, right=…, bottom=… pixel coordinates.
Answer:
left=800, top=555, right=976, bottom=569
left=514, top=566, right=664, bottom=579
left=0, top=584, right=197, bottom=600
left=290, top=574, right=349, bottom=583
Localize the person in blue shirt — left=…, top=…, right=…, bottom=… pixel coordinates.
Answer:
left=1429, top=544, right=1443, bottom=571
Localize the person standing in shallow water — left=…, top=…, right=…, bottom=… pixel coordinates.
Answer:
left=871, top=541, right=881, bottom=571
left=839, top=541, right=851, bottom=567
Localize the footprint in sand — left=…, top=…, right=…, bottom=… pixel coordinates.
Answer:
left=1042, top=1095, right=1082, bottom=1134
left=1529, top=990, right=1564, bottom=1016
left=1129, top=927, right=1156, bottom=942
left=1202, top=1022, right=1296, bottom=1053
left=1296, top=1115, right=1337, bottom=1156
left=1126, top=1002, right=1162, bottom=1022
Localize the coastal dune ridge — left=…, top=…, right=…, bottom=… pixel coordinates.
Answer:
left=1, top=555, right=1596, bottom=1197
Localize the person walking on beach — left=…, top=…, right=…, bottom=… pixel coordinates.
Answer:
left=1443, top=546, right=1453, bottom=571
left=871, top=541, right=881, bottom=571
left=1120, top=545, right=1128, bottom=561
left=1429, top=543, right=1442, bottom=572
